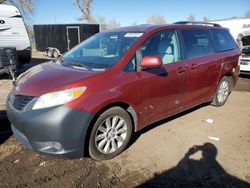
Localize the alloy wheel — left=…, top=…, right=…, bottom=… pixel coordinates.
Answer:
left=217, top=80, right=229, bottom=103
left=94, top=116, right=128, bottom=154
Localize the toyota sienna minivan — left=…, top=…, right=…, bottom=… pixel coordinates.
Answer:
left=7, top=23, right=240, bottom=160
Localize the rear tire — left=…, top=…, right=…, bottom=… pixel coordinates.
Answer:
left=88, top=107, right=132, bottom=160
left=53, top=49, right=60, bottom=58
left=211, top=76, right=232, bottom=107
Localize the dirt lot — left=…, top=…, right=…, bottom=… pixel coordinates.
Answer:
left=0, top=52, right=250, bottom=187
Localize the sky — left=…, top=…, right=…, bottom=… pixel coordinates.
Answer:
left=33, top=0, right=250, bottom=26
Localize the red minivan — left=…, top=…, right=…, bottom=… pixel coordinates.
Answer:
left=7, top=23, right=240, bottom=160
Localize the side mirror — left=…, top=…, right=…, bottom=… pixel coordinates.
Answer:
left=141, top=56, right=163, bottom=69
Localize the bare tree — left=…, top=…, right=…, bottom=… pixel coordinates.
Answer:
left=106, top=19, right=120, bottom=30
left=203, top=16, right=210, bottom=22
left=74, top=0, right=96, bottom=23
left=147, top=15, right=166, bottom=24
left=74, top=1, right=120, bottom=30
left=96, top=16, right=106, bottom=25
left=95, top=16, right=107, bottom=30
left=244, top=11, right=250, bottom=18
left=131, top=21, right=138, bottom=26
left=187, top=14, right=196, bottom=22
left=94, top=16, right=121, bottom=30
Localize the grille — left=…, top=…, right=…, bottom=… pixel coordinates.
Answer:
left=241, top=54, right=250, bottom=58
left=9, top=93, right=35, bottom=111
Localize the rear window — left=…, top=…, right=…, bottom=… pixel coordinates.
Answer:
left=182, top=30, right=214, bottom=59
left=212, top=30, right=236, bottom=52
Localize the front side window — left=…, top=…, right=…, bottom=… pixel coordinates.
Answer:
left=212, top=30, right=236, bottom=52
left=124, top=55, right=136, bottom=72
left=141, top=30, right=181, bottom=65
left=182, top=29, right=214, bottom=59
left=62, top=32, right=143, bottom=69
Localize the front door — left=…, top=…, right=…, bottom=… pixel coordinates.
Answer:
left=67, top=26, right=80, bottom=50
left=136, top=30, right=188, bottom=129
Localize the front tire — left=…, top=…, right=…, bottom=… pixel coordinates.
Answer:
left=89, top=107, right=132, bottom=160
left=47, top=49, right=53, bottom=58
left=211, top=76, right=232, bottom=107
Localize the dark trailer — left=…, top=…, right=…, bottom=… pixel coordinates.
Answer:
left=33, top=23, right=100, bottom=58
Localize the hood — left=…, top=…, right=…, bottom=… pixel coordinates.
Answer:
left=14, top=61, right=101, bottom=96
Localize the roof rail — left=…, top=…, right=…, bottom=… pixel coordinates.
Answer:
left=174, top=21, right=221, bottom=27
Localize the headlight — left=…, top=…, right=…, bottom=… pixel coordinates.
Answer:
left=32, top=86, right=86, bottom=110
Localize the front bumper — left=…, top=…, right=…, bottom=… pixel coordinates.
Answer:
left=7, top=100, right=94, bottom=159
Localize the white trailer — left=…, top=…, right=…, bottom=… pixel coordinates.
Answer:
left=213, top=18, right=250, bottom=48
left=0, top=4, right=31, bottom=64
left=213, top=18, right=250, bottom=75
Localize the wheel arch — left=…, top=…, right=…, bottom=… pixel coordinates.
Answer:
left=210, top=72, right=233, bottom=104
left=83, top=102, right=138, bottom=156
left=52, top=48, right=60, bottom=55
left=45, top=47, right=51, bottom=53
left=211, top=75, right=232, bottom=107
left=221, top=73, right=233, bottom=88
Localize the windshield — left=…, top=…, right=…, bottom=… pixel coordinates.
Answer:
left=62, top=31, right=144, bottom=69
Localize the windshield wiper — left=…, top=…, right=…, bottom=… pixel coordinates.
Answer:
left=84, top=62, right=110, bottom=69
left=61, top=61, right=88, bottom=69
left=67, top=62, right=85, bottom=68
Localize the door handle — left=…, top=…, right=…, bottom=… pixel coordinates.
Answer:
left=177, top=66, right=186, bottom=74
left=190, top=63, right=198, bottom=70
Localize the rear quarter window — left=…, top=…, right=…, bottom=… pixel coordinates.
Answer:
left=182, top=29, right=214, bottom=59
left=212, top=30, right=236, bottom=52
